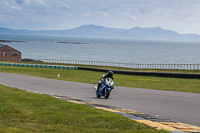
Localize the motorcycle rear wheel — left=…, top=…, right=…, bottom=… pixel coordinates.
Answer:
left=96, top=92, right=101, bottom=98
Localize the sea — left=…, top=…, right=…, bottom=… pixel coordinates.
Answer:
left=0, top=34, right=200, bottom=64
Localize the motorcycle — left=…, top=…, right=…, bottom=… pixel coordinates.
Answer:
left=95, top=77, right=114, bottom=99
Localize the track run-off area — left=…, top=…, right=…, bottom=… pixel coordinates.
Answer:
left=0, top=73, right=200, bottom=132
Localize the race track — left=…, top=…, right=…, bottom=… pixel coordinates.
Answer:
left=1, top=73, right=200, bottom=127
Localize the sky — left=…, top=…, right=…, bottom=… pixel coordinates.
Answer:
left=1, top=0, right=200, bottom=34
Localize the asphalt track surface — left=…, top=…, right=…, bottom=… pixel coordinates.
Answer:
left=1, top=73, right=200, bottom=127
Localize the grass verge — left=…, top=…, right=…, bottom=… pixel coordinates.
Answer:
left=0, top=85, right=168, bottom=133
left=0, top=65, right=200, bottom=93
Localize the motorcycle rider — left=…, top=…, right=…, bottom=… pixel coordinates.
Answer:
left=97, top=71, right=114, bottom=93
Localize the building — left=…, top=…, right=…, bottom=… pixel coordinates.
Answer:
left=0, top=44, right=21, bottom=61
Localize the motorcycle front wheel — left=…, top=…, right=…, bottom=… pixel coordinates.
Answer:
left=104, top=89, right=110, bottom=99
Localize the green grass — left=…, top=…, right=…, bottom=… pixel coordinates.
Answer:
left=0, top=85, right=168, bottom=133
left=0, top=65, right=200, bottom=93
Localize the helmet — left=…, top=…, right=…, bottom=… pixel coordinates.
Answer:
left=108, top=71, right=113, bottom=77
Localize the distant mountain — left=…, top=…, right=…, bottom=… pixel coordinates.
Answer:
left=1, top=25, right=200, bottom=41
left=121, top=27, right=181, bottom=40
left=62, top=25, right=126, bottom=37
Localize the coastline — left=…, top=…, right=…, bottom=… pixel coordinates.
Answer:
left=0, top=40, right=28, bottom=43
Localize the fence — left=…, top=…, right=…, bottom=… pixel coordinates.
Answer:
left=0, top=62, right=77, bottom=70
left=24, top=59, right=200, bottom=70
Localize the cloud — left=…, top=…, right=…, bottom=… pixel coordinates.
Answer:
left=4, top=1, right=22, bottom=10
left=24, top=0, right=43, bottom=5
left=83, top=13, right=91, bottom=17
left=124, top=12, right=137, bottom=21
left=62, top=4, right=71, bottom=9
left=0, top=15, right=12, bottom=24
left=97, top=11, right=110, bottom=16
left=21, top=0, right=49, bottom=7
